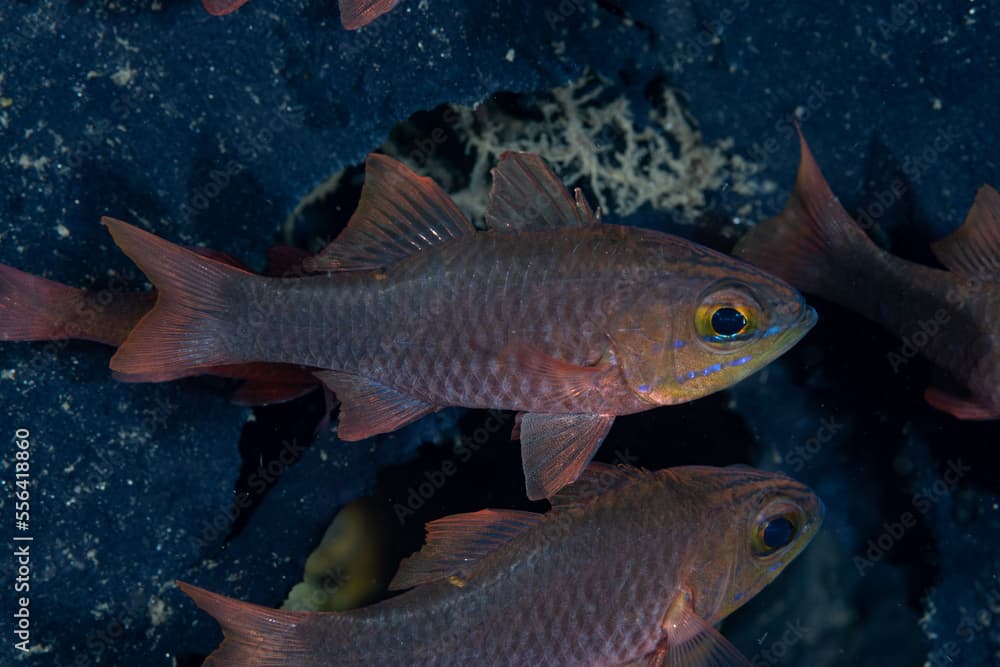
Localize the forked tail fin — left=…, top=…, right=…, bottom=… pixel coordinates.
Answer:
left=733, top=125, right=880, bottom=302
left=103, top=217, right=254, bottom=382
left=178, top=582, right=312, bottom=666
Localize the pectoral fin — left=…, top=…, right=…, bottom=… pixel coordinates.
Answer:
left=658, top=600, right=750, bottom=667
left=315, top=370, right=439, bottom=440
left=518, top=413, right=614, bottom=500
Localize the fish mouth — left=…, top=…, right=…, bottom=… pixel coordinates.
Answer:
left=768, top=303, right=817, bottom=356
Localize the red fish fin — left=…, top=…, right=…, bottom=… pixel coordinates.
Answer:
left=339, top=0, right=400, bottom=30
left=502, top=343, right=612, bottom=404
left=732, top=126, right=877, bottom=298
left=314, top=370, right=438, bottom=440
left=189, top=246, right=250, bottom=270
left=388, top=509, right=543, bottom=590
left=177, top=581, right=310, bottom=666
left=305, top=154, right=472, bottom=272
left=231, top=379, right=318, bottom=406
left=265, top=245, right=311, bottom=277
left=202, top=0, right=251, bottom=16
left=924, top=386, right=999, bottom=420
left=663, top=605, right=750, bottom=667
left=485, top=151, right=600, bottom=232
left=518, top=413, right=615, bottom=501
left=548, top=462, right=646, bottom=511
left=930, top=184, right=1000, bottom=281
left=0, top=264, right=90, bottom=342
left=103, top=217, right=254, bottom=382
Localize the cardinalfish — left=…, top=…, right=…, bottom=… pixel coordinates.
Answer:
left=102, top=150, right=815, bottom=499
left=0, top=247, right=319, bottom=406
left=735, top=127, right=1000, bottom=420
left=179, top=463, right=825, bottom=666
left=202, top=0, right=399, bottom=30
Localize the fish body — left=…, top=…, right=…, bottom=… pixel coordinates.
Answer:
left=106, top=152, right=814, bottom=498
left=180, top=463, right=825, bottom=666
left=734, top=128, right=1000, bottom=419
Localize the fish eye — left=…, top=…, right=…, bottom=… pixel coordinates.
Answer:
left=695, top=283, right=761, bottom=348
left=711, top=307, right=748, bottom=337
left=752, top=512, right=800, bottom=556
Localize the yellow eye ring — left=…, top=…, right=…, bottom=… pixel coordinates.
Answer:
left=695, top=303, right=757, bottom=343
left=751, top=512, right=799, bottom=557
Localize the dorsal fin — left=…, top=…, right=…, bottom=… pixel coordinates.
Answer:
left=388, top=509, right=543, bottom=590
left=548, top=462, right=645, bottom=511
left=930, top=184, right=1000, bottom=282
left=485, top=151, right=600, bottom=232
left=304, top=154, right=473, bottom=272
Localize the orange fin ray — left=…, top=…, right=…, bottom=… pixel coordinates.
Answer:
left=518, top=412, right=615, bottom=501
left=930, top=184, right=1000, bottom=282
left=388, top=509, right=543, bottom=590
left=485, top=151, right=600, bottom=232
left=733, top=125, right=876, bottom=298
left=177, top=581, right=310, bottom=666
left=305, top=154, right=472, bottom=272
left=662, top=603, right=751, bottom=667
left=314, top=370, right=438, bottom=440
left=339, top=0, right=401, bottom=30
left=103, top=217, right=253, bottom=382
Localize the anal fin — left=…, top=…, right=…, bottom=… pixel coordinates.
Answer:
left=924, top=386, right=999, bottom=420
left=518, top=413, right=615, bottom=500
left=315, top=370, right=439, bottom=440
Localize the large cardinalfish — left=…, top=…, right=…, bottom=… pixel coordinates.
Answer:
left=104, top=151, right=816, bottom=499
left=735, top=128, right=1000, bottom=420
left=179, top=463, right=825, bottom=666
left=0, top=248, right=319, bottom=406
left=202, top=0, right=399, bottom=30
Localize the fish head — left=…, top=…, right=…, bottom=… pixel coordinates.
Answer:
left=611, top=246, right=817, bottom=405
left=668, top=465, right=825, bottom=623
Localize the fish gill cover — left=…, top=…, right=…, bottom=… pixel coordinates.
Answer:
left=0, top=1, right=997, bottom=666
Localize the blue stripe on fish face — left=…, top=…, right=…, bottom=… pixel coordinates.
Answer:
left=675, top=354, right=754, bottom=384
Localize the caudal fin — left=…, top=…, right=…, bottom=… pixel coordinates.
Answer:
left=339, top=0, right=400, bottom=30
left=733, top=125, right=879, bottom=301
left=0, top=264, right=93, bottom=342
left=177, top=581, right=311, bottom=666
left=103, top=217, right=253, bottom=382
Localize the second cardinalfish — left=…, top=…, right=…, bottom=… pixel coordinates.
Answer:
left=103, top=151, right=816, bottom=499
left=735, top=128, right=1000, bottom=420
left=202, top=0, right=399, bottom=30
left=179, top=463, right=825, bottom=666
left=0, top=246, right=319, bottom=406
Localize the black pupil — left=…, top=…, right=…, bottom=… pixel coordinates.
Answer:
left=711, top=307, right=747, bottom=337
left=763, top=517, right=795, bottom=549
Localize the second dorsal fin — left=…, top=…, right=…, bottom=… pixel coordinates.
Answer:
left=930, top=184, right=1000, bottom=282
left=548, top=462, right=646, bottom=511
left=485, top=151, right=601, bottom=232
left=305, top=154, right=474, bottom=272
left=388, top=509, right=543, bottom=590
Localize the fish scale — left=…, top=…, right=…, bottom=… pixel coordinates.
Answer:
left=180, top=464, right=824, bottom=666
left=103, top=151, right=814, bottom=499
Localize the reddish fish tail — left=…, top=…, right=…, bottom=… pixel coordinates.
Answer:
left=339, top=0, right=400, bottom=30
left=103, top=217, right=253, bottom=382
left=733, top=126, right=880, bottom=302
left=178, top=581, right=312, bottom=666
left=0, top=264, right=97, bottom=343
